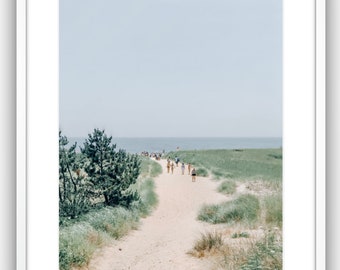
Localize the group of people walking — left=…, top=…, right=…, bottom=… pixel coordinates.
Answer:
left=166, top=158, right=197, bottom=182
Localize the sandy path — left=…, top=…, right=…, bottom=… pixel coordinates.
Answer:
left=86, top=159, right=226, bottom=270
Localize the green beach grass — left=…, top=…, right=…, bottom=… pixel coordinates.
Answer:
left=167, top=148, right=282, bottom=182
left=217, top=230, right=282, bottom=270
left=218, top=180, right=237, bottom=195
left=264, top=192, right=282, bottom=227
left=173, top=148, right=283, bottom=269
left=59, top=157, right=162, bottom=270
left=167, top=149, right=282, bottom=227
left=198, top=194, right=261, bottom=224
left=60, top=149, right=282, bottom=269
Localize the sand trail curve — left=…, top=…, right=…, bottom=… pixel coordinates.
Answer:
left=86, top=159, right=226, bottom=270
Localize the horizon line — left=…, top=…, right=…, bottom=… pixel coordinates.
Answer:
left=67, top=136, right=283, bottom=139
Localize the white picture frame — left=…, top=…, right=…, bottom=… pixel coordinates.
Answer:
left=17, top=0, right=325, bottom=269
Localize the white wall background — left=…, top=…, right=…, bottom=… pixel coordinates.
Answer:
left=0, top=0, right=338, bottom=269
left=0, top=0, right=16, bottom=269
left=327, top=0, right=340, bottom=269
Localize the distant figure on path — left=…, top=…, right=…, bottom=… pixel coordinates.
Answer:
left=191, top=168, right=197, bottom=182
left=175, top=157, right=179, bottom=167
left=188, top=163, right=191, bottom=175
left=181, top=163, right=185, bottom=175
left=167, top=159, right=171, bottom=173
left=171, top=162, right=175, bottom=174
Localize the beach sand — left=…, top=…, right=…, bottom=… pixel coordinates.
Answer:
left=81, top=159, right=227, bottom=270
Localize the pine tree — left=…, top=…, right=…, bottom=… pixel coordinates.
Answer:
left=59, top=131, right=91, bottom=219
left=81, top=129, right=141, bottom=207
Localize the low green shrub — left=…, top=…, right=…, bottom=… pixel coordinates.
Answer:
left=218, top=180, right=237, bottom=195
left=196, top=167, right=209, bottom=177
left=268, top=153, right=282, bottom=160
left=198, top=194, right=260, bottom=224
left=212, top=170, right=224, bottom=180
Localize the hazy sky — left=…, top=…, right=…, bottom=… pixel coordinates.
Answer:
left=60, top=0, right=282, bottom=138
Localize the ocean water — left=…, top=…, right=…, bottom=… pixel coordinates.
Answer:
left=68, top=137, right=282, bottom=154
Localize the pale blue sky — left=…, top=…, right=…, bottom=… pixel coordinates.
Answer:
left=60, top=0, right=282, bottom=137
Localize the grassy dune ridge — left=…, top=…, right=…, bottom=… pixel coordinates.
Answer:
left=167, top=149, right=283, bottom=269
left=167, top=148, right=282, bottom=181
left=59, top=157, right=162, bottom=270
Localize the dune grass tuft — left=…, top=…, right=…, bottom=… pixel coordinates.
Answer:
left=215, top=230, right=282, bottom=270
left=59, top=223, right=110, bottom=270
left=264, top=193, right=282, bottom=227
left=196, top=167, right=209, bottom=177
left=189, top=231, right=224, bottom=258
left=85, top=207, right=140, bottom=239
left=139, top=156, right=163, bottom=178
left=218, top=180, right=237, bottom=195
left=189, top=230, right=282, bottom=269
left=198, top=194, right=260, bottom=224
left=239, top=230, right=282, bottom=270
left=136, top=178, right=158, bottom=216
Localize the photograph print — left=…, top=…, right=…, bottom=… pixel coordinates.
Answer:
left=59, top=1, right=282, bottom=269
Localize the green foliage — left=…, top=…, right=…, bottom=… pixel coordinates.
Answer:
left=85, top=207, right=140, bottom=239
left=241, top=231, right=282, bottom=270
left=264, top=193, right=282, bottom=227
left=135, top=178, right=158, bottom=216
left=81, top=129, right=141, bottom=207
left=59, top=129, right=142, bottom=219
left=218, top=180, right=237, bottom=195
left=196, top=167, right=209, bottom=177
left=134, top=158, right=161, bottom=216
left=149, top=161, right=162, bottom=177
left=211, top=169, right=234, bottom=180
left=59, top=153, right=159, bottom=270
left=59, top=223, right=110, bottom=270
left=198, top=194, right=260, bottom=224
left=59, top=131, right=92, bottom=218
left=139, top=156, right=163, bottom=178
